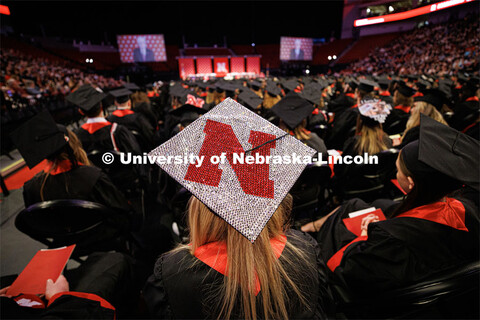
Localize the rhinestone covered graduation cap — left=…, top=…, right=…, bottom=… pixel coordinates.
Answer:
left=149, top=98, right=316, bottom=242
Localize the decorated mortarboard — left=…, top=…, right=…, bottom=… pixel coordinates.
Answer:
left=300, top=82, right=323, bottom=105
left=149, top=98, right=316, bottom=242
left=358, top=98, right=392, bottom=124
left=10, top=111, right=68, bottom=169
left=402, top=114, right=480, bottom=192
left=270, top=92, right=314, bottom=129
left=65, top=84, right=107, bottom=112
left=397, top=82, right=416, bottom=97
left=358, top=79, right=378, bottom=93
left=109, top=88, right=133, bottom=104
left=124, top=82, right=140, bottom=91
left=179, top=91, right=205, bottom=108
left=237, top=89, right=263, bottom=110
left=414, top=89, right=447, bottom=111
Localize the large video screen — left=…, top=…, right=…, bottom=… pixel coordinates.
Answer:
left=280, top=37, right=313, bottom=61
left=117, top=34, right=167, bottom=63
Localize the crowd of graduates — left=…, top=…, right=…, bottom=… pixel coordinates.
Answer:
left=2, top=67, right=479, bottom=318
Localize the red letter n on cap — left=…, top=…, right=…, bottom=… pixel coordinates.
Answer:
left=184, top=119, right=276, bottom=198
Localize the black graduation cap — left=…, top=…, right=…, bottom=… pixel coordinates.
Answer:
left=169, top=104, right=207, bottom=126
left=237, top=89, right=263, bottom=110
left=414, top=89, right=447, bottom=111
left=457, top=73, right=469, bottom=84
left=265, top=83, right=282, bottom=97
left=170, top=83, right=188, bottom=98
left=10, top=111, right=67, bottom=169
left=219, top=83, right=238, bottom=94
left=404, top=114, right=480, bottom=191
left=348, top=79, right=359, bottom=90
left=416, top=79, right=430, bottom=91
left=250, top=80, right=262, bottom=90
left=282, top=79, right=299, bottom=92
left=109, top=88, right=133, bottom=104
left=124, top=82, right=140, bottom=91
left=397, top=82, right=416, bottom=97
left=300, top=82, right=323, bottom=105
left=197, top=82, right=209, bottom=90
left=358, top=79, right=377, bottom=93
left=378, top=78, right=390, bottom=90
left=270, top=92, right=314, bottom=129
left=65, top=84, right=107, bottom=112
left=406, top=74, right=417, bottom=82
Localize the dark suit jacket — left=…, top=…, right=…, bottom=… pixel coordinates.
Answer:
left=290, top=48, right=305, bottom=60
left=133, top=48, right=155, bottom=62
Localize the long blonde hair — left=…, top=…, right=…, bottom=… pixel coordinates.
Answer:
left=179, top=194, right=314, bottom=320
left=262, top=94, right=281, bottom=109
left=393, top=90, right=413, bottom=107
left=40, top=129, right=91, bottom=201
left=403, top=101, right=448, bottom=139
left=355, top=116, right=389, bottom=155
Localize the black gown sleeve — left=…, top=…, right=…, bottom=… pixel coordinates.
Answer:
left=142, top=255, right=175, bottom=319
left=113, top=124, right=142, bottom=155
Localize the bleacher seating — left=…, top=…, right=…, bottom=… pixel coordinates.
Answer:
left=337, top=32, right=403, bottom=64
left=312, top=39, right=354, bottom=65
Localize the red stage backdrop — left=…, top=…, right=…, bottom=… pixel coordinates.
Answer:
left=117, top=34, right=167, bottom=63
left=178, top=58, right=195, bottom=80
left=246, top=57, right=260, bottom=74
left=213, top=57, right=230, bottom=77
left=230, top=57, right=245, bottom=73
left=196, top=57, right=213, bottom=74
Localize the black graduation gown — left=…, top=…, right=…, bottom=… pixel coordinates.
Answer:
left=449, top=98, right=480, bottom=133
left=22, top=165, right=132, bottom=235
left=326, top=107, right=359, bottom=150
left=74, top=121, right=141, bottom=155
left=316, top=196, right=479, bottom=296
left=143, top=229, right=334, bottom=319
left=383, top=106, right=410, bottom=135
left=107, top=110, right=154, bottom=151
left=326, top=94, right=356, bottom=114
left=304, top=132, right=328, bottom=156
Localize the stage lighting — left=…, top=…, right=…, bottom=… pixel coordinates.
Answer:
left=305, top=69, right=310, bottom=75
left=328, top=56, right=332, bottom=60
left=333, top=55, right=337, bottom=59
left=366, top=8, right=371, bottom=13
left=388, top=6, right=394, bottom=12
left=90, top=59, right=94, bottom=63
left=251, top=43, right=255, bottom=47
left=85, top=58, right=89, bottom=63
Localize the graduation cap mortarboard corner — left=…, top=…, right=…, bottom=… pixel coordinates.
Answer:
left=65, top=84, right=107, bottom=112
left=265, top=83, right=282, bottom=97
left=109, top=88, right=133, bottom=104
left=300, top=82, right=323, bottom=105
left=414, top=89, right=447, bottom=111
left=270, top=92, right=314, bottom=129
left=403, top=114, right=480, bottom=192
left=10, top=111, right=67, bottom=169
left=358, top=98, right=392, bottom=124
left=358, top=79, right=378, bottom=93
left=124, top=82, right=140, bottom=91
left=149, top=98, right=316, bottom=242
left=397, top=82, right=416, bottom=97
left=237, top=89, right=263, bottom=110
left=169, top=103, right=207, bottom=126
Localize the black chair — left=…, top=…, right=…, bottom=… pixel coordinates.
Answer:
left=15, top=200, right=133, bottom=261
left=333, top=261, right=480, bottom=319
left=337, top=148, right=399, bottom=203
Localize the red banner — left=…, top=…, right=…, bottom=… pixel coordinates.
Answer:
left=213, top=57, right=229, bottom=77
left=196, top=57, right=212, bottom=74
left=246, top=57, right=260, bottom=74
left=0, top=5, right=10, bottom=15
left=178, top=58, right=195, bottom=80
left=230, top=57, right=245, bottom=73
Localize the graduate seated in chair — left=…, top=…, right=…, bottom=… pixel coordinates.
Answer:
left=302, top=115, right=479, bottom=297
left=10, top=111, right=138, bottom=235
